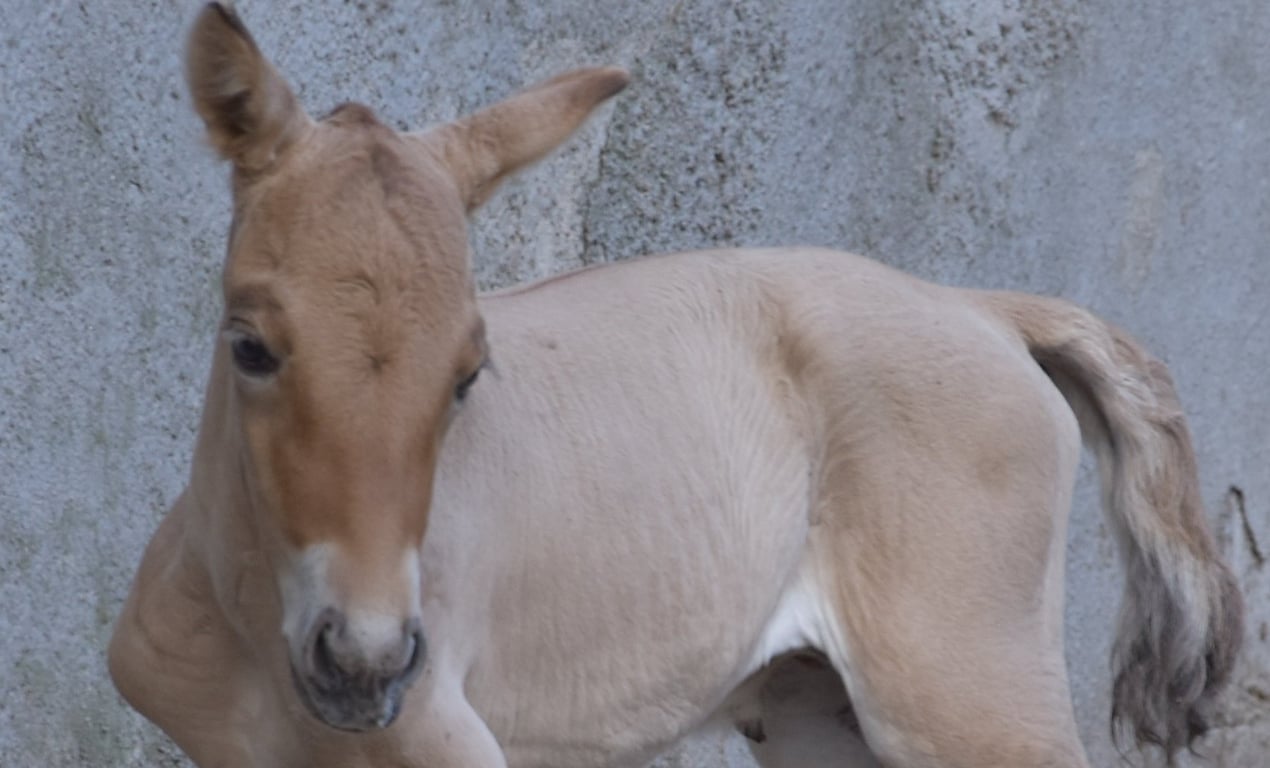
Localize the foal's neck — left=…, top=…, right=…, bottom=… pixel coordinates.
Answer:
left=182, top=347, right=284, bottom=646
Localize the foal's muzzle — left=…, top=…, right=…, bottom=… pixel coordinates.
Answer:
left=292, top=608, right=426, bottom=731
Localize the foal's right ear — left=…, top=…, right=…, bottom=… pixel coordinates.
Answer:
left=186, top=2, right=309, bottom=173
left=417, top=67, right=629, bottom=211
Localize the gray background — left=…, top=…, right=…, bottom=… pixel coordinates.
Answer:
left=2, top=0, right=1267, bottom=765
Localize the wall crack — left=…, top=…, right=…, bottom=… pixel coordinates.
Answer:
left=1228, top=485, right=1264, bottom=568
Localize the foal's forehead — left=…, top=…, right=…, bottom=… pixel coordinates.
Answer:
left=222, top=107, right=478, bottom=366
left=228, top=107, right=467, bottom=288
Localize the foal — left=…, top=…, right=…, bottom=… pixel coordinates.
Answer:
left=111, top=4, right=1242, bottom=767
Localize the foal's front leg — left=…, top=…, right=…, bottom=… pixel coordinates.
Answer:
left=395, top=684, right=510, bottom=768
left=108, top=509, right=271, bottom=767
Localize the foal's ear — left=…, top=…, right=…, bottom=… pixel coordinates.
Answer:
left=419, top=67, right=629, bottom=211
left=186, top=2, right=309, bottom=173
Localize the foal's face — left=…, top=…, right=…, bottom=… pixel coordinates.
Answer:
left=187, top=2, right=627, bottom=732
left=225, top=118, right=483, bottom=729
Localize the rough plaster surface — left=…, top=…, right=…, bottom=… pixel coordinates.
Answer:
left=2, top=0, right=1267, bottom=765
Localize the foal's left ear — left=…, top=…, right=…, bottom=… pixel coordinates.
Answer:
left=186, top=2, right=310, bottom=173
left=416, top=67, right=629, bottom=211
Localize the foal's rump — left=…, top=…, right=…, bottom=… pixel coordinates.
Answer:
left=978, top=290, right=1243, bottom=754
left=724, top=249, right=1239, bottom=762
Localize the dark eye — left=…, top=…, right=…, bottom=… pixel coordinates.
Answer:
left=454, top=368, right=481, bottom=402
left=231, top=335, right=279, bottom=377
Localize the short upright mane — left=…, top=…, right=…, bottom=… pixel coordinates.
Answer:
left=323, top=101, right=380, bottom=126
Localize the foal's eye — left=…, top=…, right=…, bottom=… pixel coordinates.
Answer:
left=454, top=368, right=481, bottom=402
left=231, top=336, right=279, bottom=377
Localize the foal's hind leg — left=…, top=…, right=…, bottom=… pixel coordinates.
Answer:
left=826, top=615, right=1089, bottom=767
left=805, top=372, right=1091, bottom=765
left=809, top=496, right=1093, bottom=765
left=809, top=508, right=1091, bottom=768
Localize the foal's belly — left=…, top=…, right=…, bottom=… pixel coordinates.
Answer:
left=471, top=521, right=812, bottom=768
left=442, top=400, right=812, bottom=764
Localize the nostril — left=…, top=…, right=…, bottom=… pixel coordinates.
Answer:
left=313, top=624, right=338, bottom=681
left=304, top=608, right=345, bottom=684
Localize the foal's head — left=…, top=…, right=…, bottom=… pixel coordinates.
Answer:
left=186, top=2, right=625, bottom=731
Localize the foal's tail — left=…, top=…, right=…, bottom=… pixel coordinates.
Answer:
left=981, top=291, right=1243, bottom=758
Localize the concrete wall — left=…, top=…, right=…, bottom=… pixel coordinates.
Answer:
left=2, top=0, right=1267, bottom=765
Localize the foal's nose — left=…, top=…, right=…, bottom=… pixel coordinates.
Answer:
left=303, top=608, right=425, bottom=693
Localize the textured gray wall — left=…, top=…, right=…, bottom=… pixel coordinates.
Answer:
left=2, top=0, right=1267, bottom=765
